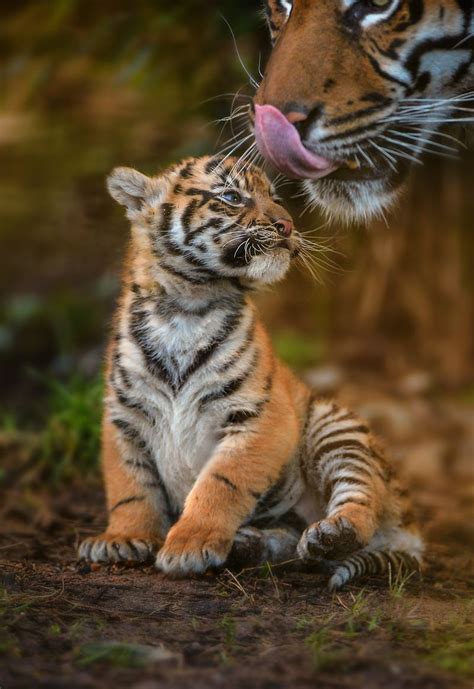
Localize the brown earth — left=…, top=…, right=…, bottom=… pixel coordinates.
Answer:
left=1, top=376, right=473, bottom=689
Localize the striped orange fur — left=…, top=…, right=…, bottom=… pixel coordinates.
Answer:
left=78, top=155, right=423, bottom=589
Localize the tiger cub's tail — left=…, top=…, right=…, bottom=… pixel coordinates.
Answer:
left=328, top=550, right=422, bottom=592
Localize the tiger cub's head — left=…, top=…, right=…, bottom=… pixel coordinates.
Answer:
left=107, top=155, right=300, bottom=287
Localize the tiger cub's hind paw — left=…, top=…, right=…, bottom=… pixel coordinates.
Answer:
left=227, top=526, right=300, bottom=568
left=78, top=534, right=160, bottom=565
left=297, top=516, right=362, bottom=562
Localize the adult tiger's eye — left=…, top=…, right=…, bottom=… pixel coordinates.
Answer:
left=370, top=0, right=392, bottom=7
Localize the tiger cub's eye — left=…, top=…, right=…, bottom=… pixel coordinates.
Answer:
left=219, top=190, right=244, bottom=206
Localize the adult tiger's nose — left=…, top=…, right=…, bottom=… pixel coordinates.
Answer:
left=286, top=111, right=308, bottom=125
left=275, top=218, right=294, bottom=238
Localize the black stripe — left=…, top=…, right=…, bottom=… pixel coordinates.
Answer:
left=317, top=425, right=370, bottom=443
left=325, top=460, right=376, bottom=482
left=159, top=261, right=211, bottom=285
left=225, top=408, right=261, bottom=425
left=223, top=371, right=272, bottom=429
left=330, top=495, right=371, bottom=509
left=179, top=161, right=194, bottom=179
left=199, top=351, right=259, bottom=408
left=367, top=53, right=411, bottom=89
left=314, top=439, right=372, bottom=463
left=336, top=563, right=353, bottom=579
left=129, top=306, right=176, bottom=391
left=153, top=204, right=186, bottom=259
left=184, top=187, right=214, bottom=205
left=112, top=417, right=174, bottom=519
left=182, top=198, right=199, bottom=232
left=218, top=315, right=256, bottom=373
left=364, top=551, right=380, bottom=574
left=205, top=157, right=224, bottom=174
left=187, top=216, right=224, bottom=245
left=155, top=295, right=221, bottom=320
left=323, top=451, right=388, bottom=482
left=158, top=203, right=175, bottom=240
left=351, top=554, right=366, bottom=576
left=110, top=495, right=145, bottom=513
left=311, top=402, right=338, bottom=424
left=324, top=475, right=370, bottom=502
left=111, top=349, right=132, bottom=390
left=179, top=248, right=223, bottom=279
left=253, top=469, right=288, bottom=516
left=114, top=387, right=154, bottom=421
left=404, top=33, right=474, bottom=85
left=212, top=473, right=238, bottom=491
left=319, top=120, right=383, bottom=145
left=325, top=101, right=393, bottom=127
left=175, top=304, right=244, bottom=390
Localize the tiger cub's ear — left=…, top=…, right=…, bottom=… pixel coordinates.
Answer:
left=107, top=167, right=163, bottom=214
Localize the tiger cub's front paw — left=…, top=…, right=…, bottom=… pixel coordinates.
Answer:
left=297, top=516, right=361, bottom=562
left=78, top=534, right=160, bottom=565
left=155, top=519, right=233, bottom=576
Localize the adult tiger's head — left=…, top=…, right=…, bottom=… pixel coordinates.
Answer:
left=253, top=0, right=474, bottom=222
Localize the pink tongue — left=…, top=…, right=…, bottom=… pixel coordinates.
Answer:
left=254, top=104, right=337, bottom=180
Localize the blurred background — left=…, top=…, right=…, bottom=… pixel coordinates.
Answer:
left=1, top=6, right=473, bottom=686
left=0, top=0, right=473, bottom=478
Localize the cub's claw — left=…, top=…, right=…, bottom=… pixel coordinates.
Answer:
left=78, top=534, right=159, bottom=564
left=155, top=521, right=232, bottom=576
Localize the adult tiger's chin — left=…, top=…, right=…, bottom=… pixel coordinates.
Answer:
left=301, top=176, right=404, bottom=225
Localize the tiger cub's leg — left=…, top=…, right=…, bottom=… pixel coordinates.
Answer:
left=78, top=419, right=165, bottom=564
left=297, top=400, right=393, bottom=562
left=156, top=394, right=301, bottom=576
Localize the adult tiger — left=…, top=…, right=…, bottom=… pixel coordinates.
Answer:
left=252, top=0, right=474, bottom=222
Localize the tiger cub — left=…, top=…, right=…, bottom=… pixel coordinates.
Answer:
left=78, top=155, right=423, bottom=590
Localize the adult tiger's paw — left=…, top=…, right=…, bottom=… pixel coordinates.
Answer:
left=297, top=516, right=361, bottom=562
left=155, top=519, right=233, bottom=576
left=78, top=533, right=160, bottom=564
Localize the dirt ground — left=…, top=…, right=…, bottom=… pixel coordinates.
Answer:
left=1, top=375, right=473, bottom=689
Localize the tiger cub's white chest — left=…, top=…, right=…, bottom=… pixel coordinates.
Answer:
left=147, top=398, right=221, bottom=508
left=120, top=298, right=246, bottom=509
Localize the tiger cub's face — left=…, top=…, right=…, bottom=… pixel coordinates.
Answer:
left=107, top=156, right=300, bottom=286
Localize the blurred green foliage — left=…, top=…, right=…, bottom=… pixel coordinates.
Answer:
left=36, top=374, right=102, bottom=482
left=1, top=1, right=262, bottom=108
left=0, top=1, right=271, bottom=415
left=273, top=330, right=326, bottom=370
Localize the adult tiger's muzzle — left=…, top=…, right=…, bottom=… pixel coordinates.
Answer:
left=254, top=104, right=339, bottom=180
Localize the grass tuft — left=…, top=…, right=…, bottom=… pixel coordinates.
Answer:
left=304, top=627, right=343, bottom=672
left=77, top=641, right=179, bottom=668
left=36, top=375, right=102, bottom=483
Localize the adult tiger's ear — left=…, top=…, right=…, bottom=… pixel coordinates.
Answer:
left=107, top=167, right=162, bottom=216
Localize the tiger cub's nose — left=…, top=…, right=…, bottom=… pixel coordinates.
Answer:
left=275, top=219, right=294, bottom=238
